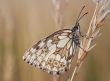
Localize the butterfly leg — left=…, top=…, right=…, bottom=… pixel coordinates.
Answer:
left=77, top=45, right=87, bottom=53
left=75, top=41, right=86, bottom=53
left=79, top=31, right=93, bottom=39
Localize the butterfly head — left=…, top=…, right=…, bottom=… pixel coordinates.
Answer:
left=72, top=22, right=80, bottom=32
left=72, top=6, right=88, bottom=33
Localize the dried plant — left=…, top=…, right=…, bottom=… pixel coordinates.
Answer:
left=68, top=0, right=110, bottom=81
left=0, top=3, right=15, bottom=81
left=52, top=0, right=69, bottom=30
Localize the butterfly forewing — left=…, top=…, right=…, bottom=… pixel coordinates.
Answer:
left=23, top=29, right=77, bottom=75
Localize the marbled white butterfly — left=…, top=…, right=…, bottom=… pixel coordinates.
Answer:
left=23, top=6, right=87, bottom=75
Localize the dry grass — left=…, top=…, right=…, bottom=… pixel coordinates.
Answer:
left=0, top=2, right=15, bottom=81
left=68, top=0, right=110, bottom=81
left=52, top=0, right=69, bottom=30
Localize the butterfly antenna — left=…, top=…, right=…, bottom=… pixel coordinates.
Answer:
left=77, top=12, right=88, bottom=22
left=76, top=5, right=85, bottom=23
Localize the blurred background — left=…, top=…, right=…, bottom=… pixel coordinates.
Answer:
left=0, top=0, right=110, bottom=81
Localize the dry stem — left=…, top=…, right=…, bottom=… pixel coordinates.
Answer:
left=69, top=0, right=110, bottom=81
left=52, top=0, right=69, bottom=30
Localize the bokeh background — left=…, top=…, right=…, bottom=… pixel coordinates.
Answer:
left=0, top=0, right=110, bottom=81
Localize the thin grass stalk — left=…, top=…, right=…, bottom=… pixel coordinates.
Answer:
left=0, top=1, right=15, bottom=81
left=68, top=0, right=110, bottom=81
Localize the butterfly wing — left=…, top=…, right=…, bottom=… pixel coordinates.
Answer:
left=23, top=29, right=77, bottom=75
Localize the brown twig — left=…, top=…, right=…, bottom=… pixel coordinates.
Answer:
left=68, top=0, right=110, bottom=81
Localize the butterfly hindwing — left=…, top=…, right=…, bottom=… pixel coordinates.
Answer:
left=23, top=29, right=77, bottom=75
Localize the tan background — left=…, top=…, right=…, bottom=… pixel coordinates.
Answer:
left=0, top=0, right=110, bottom=81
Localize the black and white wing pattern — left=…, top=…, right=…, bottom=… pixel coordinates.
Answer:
left=23, top=29, right=77, bottom=75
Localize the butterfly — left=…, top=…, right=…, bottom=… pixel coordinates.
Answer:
left=23, top=6, right=87, bottom=75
